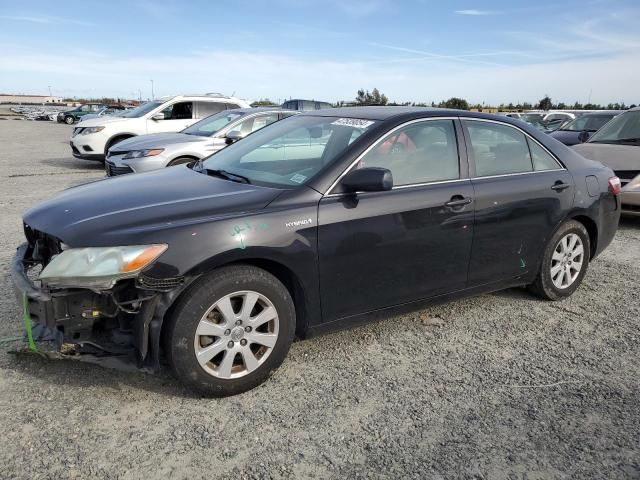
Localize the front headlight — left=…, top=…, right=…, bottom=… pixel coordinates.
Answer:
left=39, top=244, right=167, bottom=289
left=123, top=149, right=164, bottom=159
left=80, top=126, right=105, bottom=135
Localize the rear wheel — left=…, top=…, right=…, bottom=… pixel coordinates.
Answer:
left=529, top=220, right=590, bottom=300
left=166, top=265, right=296, bottom=396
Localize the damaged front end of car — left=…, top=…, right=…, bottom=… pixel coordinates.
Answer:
left=11, top=224, right=188, bottom=371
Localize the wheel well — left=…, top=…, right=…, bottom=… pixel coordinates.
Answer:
left=105, top=134, right=134, bottom=154
left=570, top=215, right=598, bottom=259
left=234, top=259, right=308, bottom=336
left=168, top=155, right=199, bottom=166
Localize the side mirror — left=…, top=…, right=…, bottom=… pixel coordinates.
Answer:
left=342, top=167, right=393, bottom=193
left=225, top=130, right=244, bottom=145
left=578, top=130, right=590, bottom=143
left=151, top=113, right=165, bottom=121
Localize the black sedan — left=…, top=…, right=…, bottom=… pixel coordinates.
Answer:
left=12, top=107, right=621, bottom=396
left=550, top=111, right=619, bottom=146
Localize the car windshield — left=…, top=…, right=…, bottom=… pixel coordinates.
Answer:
left=561, top=115, right=615, bottom=132
left=182, top=111, right=245, bottom=137
left=200, top=115, right=377, bottom=188
left=588, top=110, right=640, bottom=144
left=119, top=101, right=163, bottom=118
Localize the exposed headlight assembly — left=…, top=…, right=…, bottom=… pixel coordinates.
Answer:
left=39, top=244, right=167, bottom=290
left=123, top=149, right=164, bottom=159
left=80, top=126, right=105, bottom=135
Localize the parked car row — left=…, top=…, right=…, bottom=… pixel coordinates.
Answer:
left=70, top=94, right=251, bottom=161
left=13, top=104, right=627, bottom=396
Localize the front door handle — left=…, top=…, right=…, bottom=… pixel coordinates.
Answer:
left=551, top=182, right=571, bottom=191
left=444, top=196, right=473, bottom=208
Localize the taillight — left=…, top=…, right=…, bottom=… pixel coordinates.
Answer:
left=608, top=176, right=621, bottom=195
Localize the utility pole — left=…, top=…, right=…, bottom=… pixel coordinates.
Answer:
left=150, top=79, right=155, bottom=99
left=48, top=85, right=52, bottom=97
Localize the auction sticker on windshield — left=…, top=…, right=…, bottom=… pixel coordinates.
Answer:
left=331, top=118, right=375, bottom=128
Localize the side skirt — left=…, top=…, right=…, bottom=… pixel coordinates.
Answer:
left=305, top=277, right=528, bottom=338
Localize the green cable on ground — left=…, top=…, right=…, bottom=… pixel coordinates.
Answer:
left=22, top=292, right=38, bottom=353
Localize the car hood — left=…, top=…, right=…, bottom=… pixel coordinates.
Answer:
left=549, top=130, right=581, bottom=146
left=572, top=142, right=640, bottom=171
left=111, top=133, right=209, bottom=152
left=23, top=166, right=282, bottom=247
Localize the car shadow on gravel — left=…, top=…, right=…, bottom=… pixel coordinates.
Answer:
left=4, top=351, right=204, bottom=399
left=40, top=157, right=105, bottom=171
left=620, top=216, right=640, bottom=228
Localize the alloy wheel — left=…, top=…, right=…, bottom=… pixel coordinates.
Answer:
left=193, top=291, right=279, bottom=379
left=550, top=233, right=584, bottom=289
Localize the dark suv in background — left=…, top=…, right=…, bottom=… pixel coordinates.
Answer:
left=550, top=111, right=620, bottom=146
left=57, top=103, right=108, bottom=124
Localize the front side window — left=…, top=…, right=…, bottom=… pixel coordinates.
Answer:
left=182, top=111, right=244, bottom=137
left=161, top=101, right=193, bottom=120
left=465, top=121, right=533, bottom=177
left=202, top=115, right=376, bottom=187
left=355, top=120, right=459, bottom=186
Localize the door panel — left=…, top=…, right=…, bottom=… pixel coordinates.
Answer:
left=468, top=170, right=574, bottom=285
left=318, top=181, right=474, bottom=322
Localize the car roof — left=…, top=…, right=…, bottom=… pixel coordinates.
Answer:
left=300, top=106, right=521, bottom=122
left=226, top=107, right=294, bottom=114
left=579, top=111, right=620, bottom=117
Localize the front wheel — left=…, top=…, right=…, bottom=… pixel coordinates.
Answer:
left=165, top=265, right=296, bottom=396
left=529, top=220, right=590, bottom=300
left=167, top=156, right=196, bottom=167
left=64, top=116, right=75, bottom=125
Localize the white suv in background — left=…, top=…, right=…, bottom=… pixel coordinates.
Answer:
left=69, top=94, right=251, bottom=161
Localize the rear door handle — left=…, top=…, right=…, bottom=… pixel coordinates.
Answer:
left=444, top=196, right=473, bottom=208
left=551, top=182, right=571, bottom=191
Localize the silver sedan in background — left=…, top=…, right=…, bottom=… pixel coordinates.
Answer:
left=104, top=108, right=298, bottom=176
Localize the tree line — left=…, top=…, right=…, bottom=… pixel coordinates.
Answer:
left=344, top=89, right=636, bottom=111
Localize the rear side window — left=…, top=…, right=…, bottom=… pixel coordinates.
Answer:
left=527, top=139, right=560, bottom=171
left=356, top=120, right=459, bottom=186
left=465, top=121, right=533, bottom=177
left=196, top=102, right=226, bottom=118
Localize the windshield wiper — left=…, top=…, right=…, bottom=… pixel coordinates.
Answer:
left=204, top=168, right=252, bottom=184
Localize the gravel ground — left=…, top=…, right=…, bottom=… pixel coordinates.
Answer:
left=0, top=117, right=639, bottom=479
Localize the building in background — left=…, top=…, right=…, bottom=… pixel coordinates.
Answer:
left=0, top=94, right=63, bottom=104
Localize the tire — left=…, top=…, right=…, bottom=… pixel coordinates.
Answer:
left=165, top=265, right=296, bottom=396
left=64, top=116, right=75, bottom=125
left=528, top=220, right=590, bottom=300
left=168, top=157, right=196, bottom=167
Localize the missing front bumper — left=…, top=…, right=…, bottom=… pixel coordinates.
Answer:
left=9, top=243, right=182, bottom=371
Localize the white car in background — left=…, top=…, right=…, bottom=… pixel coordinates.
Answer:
left=69, top=94, right=251, bottom=161
left=105, top=108, right=298, bottom=176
